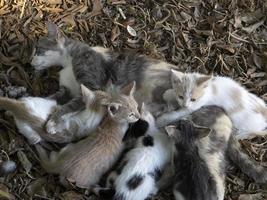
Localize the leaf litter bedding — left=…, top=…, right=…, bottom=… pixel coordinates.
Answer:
left=0, top=0, right=266, bottom=199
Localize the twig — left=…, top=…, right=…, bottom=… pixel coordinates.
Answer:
left=20, top=0, right=27, bottom=19
left=229, top=32, right=250, bottom=43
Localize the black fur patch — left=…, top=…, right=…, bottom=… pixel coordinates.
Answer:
left=98, top=188, right=115, bottom=199
left=126, top=174, right=144, bottom=190
left=109, top=178, right=114, bottom=186
left=148, top=168, right=162, bottom=182
left=124, top=119, right=149, bottom=141
left=144, top=197, right=152, bottom=200
left=116, top=161, right=127, bottom=175
left=142, top=135, right=154, bottom=147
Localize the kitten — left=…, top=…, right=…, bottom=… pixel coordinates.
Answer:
left=162, top=70, right=267, bottom=139
left=165, top=106, right=233, bottom=200
left=35, top=83, right=140, bottom=189
left=93, top=103, right=172, bottom=200
left=0, top=84, right=117, bottom=144
left=31, top=22, right=175, bottom=134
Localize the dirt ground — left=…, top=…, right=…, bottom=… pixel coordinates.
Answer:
left=0, top=0, right=267, bottom=199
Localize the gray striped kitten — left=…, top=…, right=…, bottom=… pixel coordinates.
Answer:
left=31, top=22, right=176, bottom=134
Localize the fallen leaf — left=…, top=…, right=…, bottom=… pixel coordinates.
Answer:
left=17, top=150, right=32, bottom=174
left=127, top=25, right=137, bottom=37
left=0, top=184, right=15, bottom=200
left=111, top=25, right=120, bottom=42
left=60, top=191, right=83, bottom=200
left=238, top=193, right=264, bottom=200
left=242, top=19, right=265, bottom=34
left=27, top=178, right=47, bottom=197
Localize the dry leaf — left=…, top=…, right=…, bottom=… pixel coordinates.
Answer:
left=111, top=25, right=120, bottom=42
left=17, top=151, right=32, bottom=174
left=60, top=191, right=84, bottom=200
left=238, top=193, right=264, bottom=200
left=127, top=25, right=137, bottom=37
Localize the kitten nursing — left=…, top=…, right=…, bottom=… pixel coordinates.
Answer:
left=162, top=70, right=267, bottom=139
left=166, top=106, right=232, bottom=200
left=36, top=83, right=140, bottom=188
left=95, top=103, right=172, bottom=200
left=31, top=22, right=174, bottom=135
left=2, top=21, right=266, bottom=200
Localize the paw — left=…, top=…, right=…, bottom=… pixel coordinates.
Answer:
left=46, top=120, right=59, bottom=134
left=28, top=135, right=42, bottom=144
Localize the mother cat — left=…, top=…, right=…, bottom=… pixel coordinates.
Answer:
left=31, top=22, right=176, bottom=134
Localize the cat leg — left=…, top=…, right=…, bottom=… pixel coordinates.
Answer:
left=48, top=86, right=72, bottom=105
left=45, top=97, right=85, bottom=134
left=156, top=108, right=192, bottom=127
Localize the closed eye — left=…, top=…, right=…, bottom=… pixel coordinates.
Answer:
left=191, top=98, right=196, bottom=102
left=178, top=95, right=184, bottom=99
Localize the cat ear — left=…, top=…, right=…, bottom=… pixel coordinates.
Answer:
left=47, top=22, right=59, bottom=39
left=194, top=125, right=211, bottom=139
left=165, top=125, right=177, bottom=137
left=81, top=84, right=95, bottom=104
left=121, top=81, right=136, bottom=96
left=46, top=21, right=65, bottom=44
left=196, top=75, right=212, bottom=87
left=108, top=103, right=121, bottom=117
left=171, top=69, right=184, bottom=87
left=105, top=79, right=115, bottom=93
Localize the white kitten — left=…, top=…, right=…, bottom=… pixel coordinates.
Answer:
left=161, top=70, right=267, bottom=139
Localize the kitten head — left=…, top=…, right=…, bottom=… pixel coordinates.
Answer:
left=81, top=82, right=140, bottom=124
left=31, top=22, right=66, bottom=70
left=165, top=120, right=210, bottom=145
left=171, top=70, right=212, bottom=109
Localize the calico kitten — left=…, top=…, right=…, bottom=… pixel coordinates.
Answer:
left=162, top=70, right=267, bottom=139
left=31, top=22, right=175, bottom=134
left=35, top=83, right=140, bottom=189
left=93, top=103, right=172, bottom=200
left=165, top=106, right=232, bottom=200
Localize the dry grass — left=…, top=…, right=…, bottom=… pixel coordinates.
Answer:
left=0, top=0, right=267, bottom=199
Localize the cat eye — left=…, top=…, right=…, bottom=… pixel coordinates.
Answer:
left=178, top=95, right=184, bottom=99
left=191, top=98, right=196, bottom=102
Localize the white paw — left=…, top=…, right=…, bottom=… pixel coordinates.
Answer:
left=46, top=120, right=58, bottom=134
left=29, top=136, right=42, bottom=144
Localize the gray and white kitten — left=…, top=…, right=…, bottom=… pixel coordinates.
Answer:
left=165, top=106, right=267, bottom=200
left=31, top=22, right=176, bottom=134
left=165, top=106, right=232, bottom=200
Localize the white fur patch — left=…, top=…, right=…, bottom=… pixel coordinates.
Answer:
left=91, top=46, right=110, bottom=61
left=110, top=112, right=172, bottom=200
left=59, top=65, right=80, bottom=97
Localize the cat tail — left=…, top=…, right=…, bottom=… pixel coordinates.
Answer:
left=227, top=134, right=267, bottom=183
left=0, top=97, right=67, bottom=143
left=35, top=144, right=58, bottom=173
left=0, top=97, right=30, bottom=120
